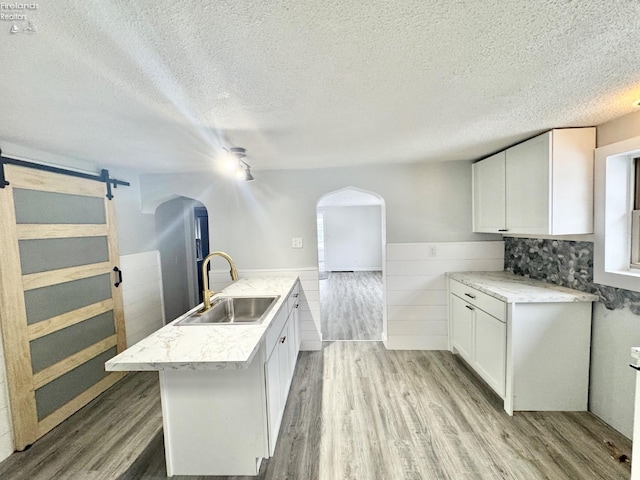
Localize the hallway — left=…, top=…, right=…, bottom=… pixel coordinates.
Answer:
left=320, top=271, right=383, bottom=341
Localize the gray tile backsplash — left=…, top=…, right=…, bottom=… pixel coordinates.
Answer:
left=504, top=237, right=640, bottom=313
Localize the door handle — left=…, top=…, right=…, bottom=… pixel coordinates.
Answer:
left=630, top=364, right=640, bottom=371
left=280, top=336, right=287, bottom=344
left=113, top=266, right=123, bottom=287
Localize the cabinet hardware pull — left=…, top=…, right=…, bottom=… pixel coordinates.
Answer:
left=630, top=364, right=640, bottom=371
left=465, top=305, right=474, bottom=311
left=498, top=229, right=508, bottom=232
left=294, top=293, right=299, bottom=298
left=113, top=266, right=123, bottom=287
left=280, top=336, right=287, bottom=343
left=464, top=293, right=476, bottom=299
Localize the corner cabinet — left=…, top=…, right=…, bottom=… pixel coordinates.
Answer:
left=448, top=273, right=596, bottom=415
left=472, top=127, right=596, bottom=235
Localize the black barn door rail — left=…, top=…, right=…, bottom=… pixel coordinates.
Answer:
left=0, top=148, right=129, bottom=200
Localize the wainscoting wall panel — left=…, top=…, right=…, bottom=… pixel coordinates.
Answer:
left=209, top=268, right=322, bottom=351
left=385, top=242, right=504, bottom=350
left=119, top=251, right=165, bottom=347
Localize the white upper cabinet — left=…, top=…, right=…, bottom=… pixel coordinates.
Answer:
left=472, top=151, right=506, bottom=232
left=472, top=127, right=596, bottom=235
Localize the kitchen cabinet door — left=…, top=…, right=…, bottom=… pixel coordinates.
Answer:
left=265, top=345, right=282, bottom=455
left=450, top=295, right=474, bottom=364
left=472, top=151, right=506, bottom=233
left=474, top=309, right=506, bottom=397
left=286, top=311, right=298, bottom=379
left=279, top=322, right=293, bottom=402
left=505, top=133, right=551, bottom=235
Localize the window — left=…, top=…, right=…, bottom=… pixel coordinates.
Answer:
left=594, top=136, right=640, bottom=292
left=632, top=158, right=640, bottom=268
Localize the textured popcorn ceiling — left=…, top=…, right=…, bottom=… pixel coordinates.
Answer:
left=1, top=1, right=640, bottom=173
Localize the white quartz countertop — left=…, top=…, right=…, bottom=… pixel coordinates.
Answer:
left=105, top=275, right=298, bottom=371
left=447, top=271, right=599, bottom=303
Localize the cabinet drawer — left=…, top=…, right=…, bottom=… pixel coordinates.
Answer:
left=450, top=279, right=505, bottom=322
left=287, top=282, right=300, bottom=313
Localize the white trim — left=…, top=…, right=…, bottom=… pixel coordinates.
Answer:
left=632, top=210, right=640, bottom=267
left=594, top=136, right=640, bottom=292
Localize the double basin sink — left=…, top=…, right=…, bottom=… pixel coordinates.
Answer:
left=177, top=295, right=280, bottom=326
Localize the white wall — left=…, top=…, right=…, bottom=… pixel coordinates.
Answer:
left=111, top=168, right=158, bottom=256
left=588, top=110, right=640, bottom=439
left=120, top=251, right=166, bottom=346
left=139, top=161, right=501, bottom=271
left=589, top=303, right=640, bottom=438
left=322, top=205, right=382, bottom=271
left=385, top=241, right=504, bottom=350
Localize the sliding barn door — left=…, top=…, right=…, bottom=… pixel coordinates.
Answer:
left=0, top=165, right=126, bottom=450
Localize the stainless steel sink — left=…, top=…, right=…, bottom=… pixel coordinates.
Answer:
left=176, top=296, right=280, bottom=326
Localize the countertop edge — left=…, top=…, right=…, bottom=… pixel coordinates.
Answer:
left=447, top=271, right=599, bottom=303
left=105, top=275, right=299, bottom=371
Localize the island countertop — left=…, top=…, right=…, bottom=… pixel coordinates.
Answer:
left=447, top=271, right=599, bottom=303
left=105, top=275, right=298, bottom=371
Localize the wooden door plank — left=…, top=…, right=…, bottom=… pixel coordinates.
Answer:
left=32, top=335, right=117, bottom=389
left=0, top=181, right=39, bottom=450
left=28, top=299, right=114, bottom=341
left=22, top=262, right=112, bottom=291
left=105, top=198, right=127, bottom=353
left=17, top=224, right=108, bottom=240
left=36, top=372, right=125, bottom=439
left=5, top=165, right=105, bottom=197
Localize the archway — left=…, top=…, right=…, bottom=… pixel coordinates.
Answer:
left=316, top=187, right=386, bottom=341
left=155, top=196, right=209, bottom=322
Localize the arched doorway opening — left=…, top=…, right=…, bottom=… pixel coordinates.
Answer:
left=316, top=187, right=386, bottom=341
left=155, top=196, right=209, bottom=323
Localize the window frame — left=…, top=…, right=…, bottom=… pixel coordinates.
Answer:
left=594, top=136, right=640, bottom=292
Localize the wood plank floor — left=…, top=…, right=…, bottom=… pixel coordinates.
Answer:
left=320, top=271, right=383, bottom=341
left=0, top=342, right=632, bottom=479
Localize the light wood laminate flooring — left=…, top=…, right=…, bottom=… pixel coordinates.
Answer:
left=0, top=342, right=631, bottom=479
left=320, top=271, right=383, bottom=341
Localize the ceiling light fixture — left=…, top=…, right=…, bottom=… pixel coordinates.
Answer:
left=224, top=147, right=254, bottom=182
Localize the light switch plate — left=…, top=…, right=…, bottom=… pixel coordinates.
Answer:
left=292, top=237, right=303, bottom=248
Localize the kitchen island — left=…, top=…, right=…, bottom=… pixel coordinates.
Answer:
left=106, top=275, right=301, bottom=477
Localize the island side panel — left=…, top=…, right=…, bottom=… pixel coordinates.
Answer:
left=510, top=301, right=592, bottom=411
left=159, top=344, right=269, bottom=477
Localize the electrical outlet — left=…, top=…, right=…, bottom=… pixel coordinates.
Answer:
left=292, top=237, right=303, bottom=249
left=428, top=245, right=437, bottom=257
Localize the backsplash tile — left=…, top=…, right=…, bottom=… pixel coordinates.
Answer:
left=504, top=237, right=640, bottom=313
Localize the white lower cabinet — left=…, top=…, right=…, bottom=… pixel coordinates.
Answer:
left=265, top=341, right=283, bottom=455
left=160, top=281, right=301, bottom=476
left=474, top=308, right=506, bottom=397
left=448, top=276, right=593, bottom=415
left=450, top=285, right=506, bottom=398
left=264, top=282, right=300, bottom=456
left=450, top=294, right=475, bottom=363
